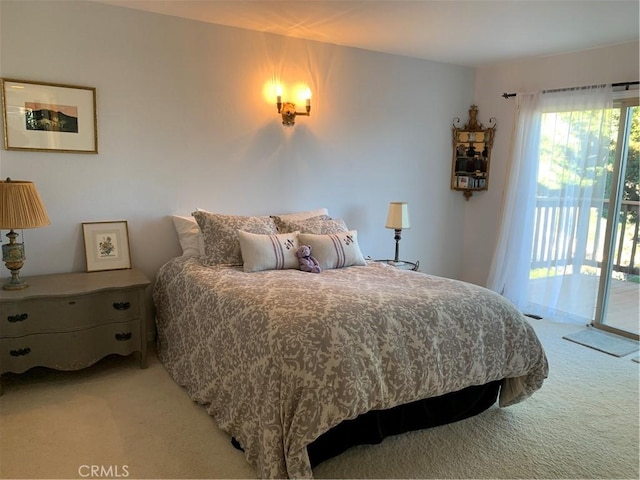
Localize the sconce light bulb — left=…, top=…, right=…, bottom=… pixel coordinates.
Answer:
left=276, top=85, right=282, bottom=112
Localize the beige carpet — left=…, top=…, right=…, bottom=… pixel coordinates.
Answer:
left=1, top=318, right=638, bottom=479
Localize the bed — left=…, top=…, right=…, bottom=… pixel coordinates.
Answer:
left=154, top=211, right=549, bottom=479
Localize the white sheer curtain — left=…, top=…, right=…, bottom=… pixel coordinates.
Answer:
left=487, top=85, right=613, bottom=322
left=486, top=93, right=541, bottom=309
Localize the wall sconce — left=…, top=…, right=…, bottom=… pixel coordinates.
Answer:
left=276, top=87, right=311, bottom=126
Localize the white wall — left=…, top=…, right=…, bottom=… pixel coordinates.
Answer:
left=464, top=42, right=639, bottom=286
left=0, top=0, right=475, bottom=285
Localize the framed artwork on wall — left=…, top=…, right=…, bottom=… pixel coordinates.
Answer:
left=82, top=221, right=131, bottom=272
left=1, top=78, right=98, bottom=153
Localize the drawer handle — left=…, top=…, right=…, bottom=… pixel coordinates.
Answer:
left=7, top=313, right=28, bottom=323
left=9, top=347, right=31, bottom=357
left=113, top=302, right=131, bottom=311
left=115, top=332, right=132, bottom=341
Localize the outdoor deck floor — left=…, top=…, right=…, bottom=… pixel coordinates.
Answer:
left=529, top=274, right=639, bottom=335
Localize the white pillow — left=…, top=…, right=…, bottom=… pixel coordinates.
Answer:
left=171, top=215, right=204, bottom=257
left=198, top=207, right=328, bottom=222
left=237, top=230, right=300, bottom=272
left=273, top=208, right=329, bottom=222
left=298, top=230, right=366, bottom=270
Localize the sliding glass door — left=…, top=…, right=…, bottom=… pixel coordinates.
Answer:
left=594, top=101, right=639, bottom=337
left=528, top=94, right=639, bottom=339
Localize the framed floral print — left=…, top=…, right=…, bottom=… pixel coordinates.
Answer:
left=1, top=78, right=98, bottom=153
left=82, top=221, right=131, bottom=272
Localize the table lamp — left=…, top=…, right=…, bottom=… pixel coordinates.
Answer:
left=385, top=201, right=410, bottom=265
left=0, top=178, right=50, bottom=290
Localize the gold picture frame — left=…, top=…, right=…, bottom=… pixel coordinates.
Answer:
left=1, top=78, right=98, bottom=153
left=82, top=221, right=131, bottom=272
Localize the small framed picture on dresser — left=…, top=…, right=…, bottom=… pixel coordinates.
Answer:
left=82, top=221, right=131, bottom=272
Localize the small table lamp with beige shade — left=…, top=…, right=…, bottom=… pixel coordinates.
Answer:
left=385, top=201, right=410, bottom=265
left=0, top=178, right=50, bottom=290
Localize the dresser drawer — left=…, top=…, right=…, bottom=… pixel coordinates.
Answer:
left=0, top=289, right=141, bottom=337
left=0, top=320, right=142, bottom=374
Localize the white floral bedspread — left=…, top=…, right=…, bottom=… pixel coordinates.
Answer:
left=153, top=257, right=548, bottom=478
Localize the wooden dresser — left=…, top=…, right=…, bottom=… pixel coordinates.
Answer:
left=0, top=268, right=150, bottom=390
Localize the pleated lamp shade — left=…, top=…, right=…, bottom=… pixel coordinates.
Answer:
left=0, top=179, right=50, bottom=229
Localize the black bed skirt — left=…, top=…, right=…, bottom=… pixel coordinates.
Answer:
left=230, top=380, right=501, bottom=468
left=307, top=379, right=502, bottom=468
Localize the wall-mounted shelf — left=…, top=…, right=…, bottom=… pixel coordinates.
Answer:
left=451, top=105, right=496, bottom=200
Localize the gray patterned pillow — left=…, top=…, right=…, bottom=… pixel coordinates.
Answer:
left=192, top=211, right=277, bottom=266
left=273, top=215, right=348, bottom=234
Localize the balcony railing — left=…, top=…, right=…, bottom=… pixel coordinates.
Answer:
left=531, top=198, right=639, bottom=276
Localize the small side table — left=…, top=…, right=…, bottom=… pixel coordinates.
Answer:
left=374, top=259, right=420, bottom=271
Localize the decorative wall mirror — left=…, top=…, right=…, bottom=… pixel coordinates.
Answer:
left=451, top=105, right=496, bottom=200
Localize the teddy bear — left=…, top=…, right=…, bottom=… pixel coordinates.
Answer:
left=296, top=244, right=321, bottom=273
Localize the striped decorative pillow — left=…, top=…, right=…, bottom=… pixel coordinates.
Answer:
left=298, top=230, right=366, bottom=270
left=237, top=230, right=300, bottom=272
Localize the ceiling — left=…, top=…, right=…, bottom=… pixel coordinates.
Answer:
left=96, top=0, right=639, bottom=67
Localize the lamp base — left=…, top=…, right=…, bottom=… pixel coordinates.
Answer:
left=3, top=275, right=28, bottom=290
left=388, top=260, right=406, bottom=267
left=3, top=259, right=28, bottom=290
left=393, top=228, right=403, bottom=263
left=2, top=231, right=28, bottom=290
